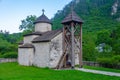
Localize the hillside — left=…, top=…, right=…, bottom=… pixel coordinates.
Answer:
left=52, top=0, right=120, bottom=32
left=52, top=0, right=120, bottom=65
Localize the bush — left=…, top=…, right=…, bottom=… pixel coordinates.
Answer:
left=112, top=55, right=120, bottom=65
left=0, top=53, right=3, bottom=58
left=2, top=52, right=18, bottom=58
left=97, top=58, right=113, bottom=68
left=97, top=55, right=120, bottom=69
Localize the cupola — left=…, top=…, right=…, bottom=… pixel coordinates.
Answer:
left=34, top=9, right=52, bottom=32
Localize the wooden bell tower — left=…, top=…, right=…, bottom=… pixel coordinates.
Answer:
left=57, top=9, right=83, bottom=69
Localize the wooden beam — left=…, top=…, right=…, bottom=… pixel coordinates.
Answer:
left=71, top=22, right=75, bottom=69
left=79, top=24, right=83, bottom=68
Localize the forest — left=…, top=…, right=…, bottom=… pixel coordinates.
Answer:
left=0, top=0, right=120, bottom=68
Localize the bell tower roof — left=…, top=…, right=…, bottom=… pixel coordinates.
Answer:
left=61, top=10, right=83, bottom=24
left=34, top=9, right=52, bottom=24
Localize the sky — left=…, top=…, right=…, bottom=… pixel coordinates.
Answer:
left=0, top=0, right=72, bottom=33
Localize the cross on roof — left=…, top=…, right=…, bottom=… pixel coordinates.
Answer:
left=42, top=9, right=45, bottom=15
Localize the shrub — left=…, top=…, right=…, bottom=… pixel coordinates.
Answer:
left=112, top=55, right=120, bottom=65
left=2, top=52, right=18, bottom=58
left=97, top=55, right=120, bottom=69
left=0, top=53, right=3, bottom=58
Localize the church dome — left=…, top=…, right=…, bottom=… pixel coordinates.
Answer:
left=34, top=9, right=52, bottom=24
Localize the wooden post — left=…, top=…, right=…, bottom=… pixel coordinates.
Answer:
left=63, top=26, right=66, bottom=67
left=79, top=24, right=83, bottom=68
left=62, top=27, right=65, bottom=56
left=71, top=22, right=75, bottom=69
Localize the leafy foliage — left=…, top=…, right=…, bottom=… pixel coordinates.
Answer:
left=1, top=52, right=17, bottom=58
left=19, top=15, right=37, bottom=32
left=97, top=55, right=120, bottom=69
left=0, top=31, right=22, bottom=58
left=96, top=30, right=112, bottom=46
left=83, top=32, right=97, bottom=61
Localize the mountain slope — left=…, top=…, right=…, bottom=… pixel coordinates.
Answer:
left=52, top=0, right=120, bottom=32
left=51, top=0, right=120, bottom=62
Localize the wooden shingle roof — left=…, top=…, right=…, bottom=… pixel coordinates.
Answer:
left=24, top=31, right=43, bottom=36
left=34, top=14, right=52, bottom=24
left=61, top=10, right=83, bottom=24
left=19, top=43, right=34, bottom=48
left=32, top=29, right=62, bottom=43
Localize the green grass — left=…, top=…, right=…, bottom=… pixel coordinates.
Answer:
left=84, top=65, right=120, bottom=73
left=0, top=62, right=120, bottom=80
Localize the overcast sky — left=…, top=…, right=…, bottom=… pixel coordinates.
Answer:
left=0, top=0, right=72, bottom=33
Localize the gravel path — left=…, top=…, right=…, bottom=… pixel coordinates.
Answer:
left=76, top=68, right=120, bottom=77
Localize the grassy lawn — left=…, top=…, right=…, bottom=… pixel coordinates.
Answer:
left=84, top=65, right=120, bottom=73
left=0, top=62, right=120, bottom=80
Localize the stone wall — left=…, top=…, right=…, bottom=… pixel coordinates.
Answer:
left=49, top=33, right=63, bottom=68
left=18, top=48, right=34, bottom=66
left=35, top=23, right=51, bottom=32
left=33, top=42, right=50, bottom=67
left=0, top=58, right=17, bottom=63
left=24, top=35, right=39, bottom=43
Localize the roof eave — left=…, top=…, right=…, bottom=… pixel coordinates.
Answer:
left=34, top=21, right=52, bottom=25
left=32, top=40, right=50, bottom=43
left=61, top=20, right=84, bottom=24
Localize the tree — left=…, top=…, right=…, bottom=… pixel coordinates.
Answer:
left=96, top=30, right=111, bottom=45
left=0, top=31, right=19, bottom=58
left=111, top=24, right=120, bottom=55
left=19, top=15, right=37, bottom=32
left=83, top=33, right=98, bottom=61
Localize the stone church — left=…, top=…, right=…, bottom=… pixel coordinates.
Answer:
left=18, top=10, right=83, bottom=68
